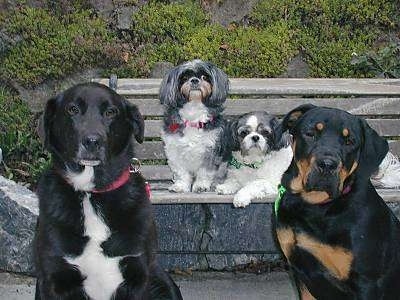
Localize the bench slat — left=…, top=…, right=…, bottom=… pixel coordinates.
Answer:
left=144, top=119, right=400, bottom=138
left=133, top=97, right=400, bottom=117
left=95, top=78, right=400, bottom=96
left=150, top=189, right=399, bottom=204
left=136, top=140, right=400, bottom=160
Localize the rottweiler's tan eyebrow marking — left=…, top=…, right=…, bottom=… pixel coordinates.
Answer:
left=316, top=122, right=324, bottom=131
left=342, top=128, right=349, bottom=137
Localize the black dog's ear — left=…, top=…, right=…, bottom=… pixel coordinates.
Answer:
left=270, top=117, right=291, bottom=150
left=274, top=104, right=317, bottom=145
left=42, top=96, right=58, bottom=150
left=358, top=118, right=388, bottom=176
left=126, top=102, right=145, bottom=144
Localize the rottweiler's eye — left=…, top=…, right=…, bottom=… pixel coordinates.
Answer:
left=304, top=130, right=315, bottom=138
left=66, top=104, right=80, bottom=116
left=345, top=138, right=354, bottom=146
left=104, top=107, right=119, bottom=119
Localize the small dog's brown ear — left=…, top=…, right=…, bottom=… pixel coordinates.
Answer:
left=274, top=104, right=316, bottom=145
left=358, top=118, right=388, bottom=177
left=126, top=102, right=145, bottom=144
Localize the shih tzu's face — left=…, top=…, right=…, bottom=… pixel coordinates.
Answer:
left=231, top=112, right=290, bottom=156
left=159, top=59, right=229, bottom=107
left=179, top=70, right=212, bottom=102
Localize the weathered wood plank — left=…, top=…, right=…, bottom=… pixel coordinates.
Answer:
left=142, top=165, right=172, bottom=181
left=133, top=98, right=400, bottom=117
left=137, top=140, right=400, bottom=160
left=149, top=189, right=400, bottom=204
left=94, top=78, right=400, bottom=96
left=144, top=119, right=400, bottom=138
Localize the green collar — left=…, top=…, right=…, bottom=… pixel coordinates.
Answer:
left=274, top=184, right=287, bottom=218
left=228, top=155, right=264, bottom=169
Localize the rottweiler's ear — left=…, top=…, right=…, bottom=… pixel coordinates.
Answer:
left=274, top=104, right=316, bottom=145
left=126, top=102, right=145, bottom=144
left=270, top=117, right=291, bottom=150
left=42, top=96, right=58, bottom=150
left=358, top=118, right=388, bottom=176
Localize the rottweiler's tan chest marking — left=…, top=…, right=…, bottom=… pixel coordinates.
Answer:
left=276, top=228, right=353, bottom=281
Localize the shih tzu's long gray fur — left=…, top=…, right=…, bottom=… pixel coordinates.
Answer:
left=160, top=59, right=230, bottom=193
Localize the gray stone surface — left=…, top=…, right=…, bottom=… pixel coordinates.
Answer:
left=150, top=62, right=174, bottom=79
left=116, top=6, right=138, bottom=30
left=9, top=69, right=103, bottom=112
left=0, top=271, right=297, bottom=300
left=202, top=0, right=259, bottom=27
left=0, top=176, right=38, bottom=274
left=281, top=52, right=310, bottom=78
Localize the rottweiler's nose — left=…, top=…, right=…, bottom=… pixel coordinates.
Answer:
left=190, top=77, right=200, bottom=85
left=82, top=135, right=102, bottom=152
left=252, top=135, right=260, bottom=142
left=317, top=157, right=339, bottom=173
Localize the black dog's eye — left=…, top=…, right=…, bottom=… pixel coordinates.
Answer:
left=345, top=137, right=354, bottom=146
left=66, top=104, right=80, bottom=116
left=304, top=130, right=315, bottom=138
left=104, top=107, right=119, bottom=119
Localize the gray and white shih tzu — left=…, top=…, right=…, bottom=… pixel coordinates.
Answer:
left=160, top=59, right=230, bottom=193
left=216, top=111, right=293, bottom=207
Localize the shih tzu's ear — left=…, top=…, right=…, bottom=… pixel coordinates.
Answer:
left=125, top=100, right=145, bottom=144
left=159, top=65, right=182, bottom=107
left=227, top=118, right=240, bottom=151
left=270, top=116, right=291, bottom=150
left=206, top=62, right=229, bottom=105
left=357, top=117, right=388, bottom=177
left=274, top=104, right=317, bottom=145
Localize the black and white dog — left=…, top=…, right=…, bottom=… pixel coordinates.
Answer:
left=216, top=111, right=292, bottom=207
left=35, top=83, right=182, bottom=300
left=159, top=59, right=229, bottom=193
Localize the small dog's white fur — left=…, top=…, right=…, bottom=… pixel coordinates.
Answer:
left=162, top=101, right=221, bottom=192
left=372, top=151, right=400, bottom=188
left=216, top=147, right=293, bottom=207
left=216, top=112, right=293, bottom=207
left=65, top=166, right=95, bottom=191
left=65, top=193, right=123, bottom=300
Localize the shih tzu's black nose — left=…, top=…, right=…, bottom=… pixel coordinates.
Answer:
left=190, top=77, right=200, bottom=85
left=252, top=135, right=260, bottom=142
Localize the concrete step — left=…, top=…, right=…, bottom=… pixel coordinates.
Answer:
left=0, top=271, right=297, bottom=300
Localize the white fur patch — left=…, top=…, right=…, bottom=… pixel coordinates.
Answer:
left=65, top=166, right=95, bottom=192
left=372, top=151, right=400, bottom=188
left=217, top=146, right=293, bottom=207
left=162, top=101, right=220, bottom=192
left=246, top=115, right=258, bottom=131
left=65, top=193, right=123, bottom=300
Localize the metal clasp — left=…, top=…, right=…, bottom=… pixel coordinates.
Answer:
left=129, top=158, right=141, bottom=173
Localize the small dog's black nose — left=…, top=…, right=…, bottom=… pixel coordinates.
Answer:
left=82, top=135, right=102, bottom=152
left=317, top=157, right=339, bottom=173
left=252, top=135, right=260, bottom=142
left=190, top=77, right=200, bottom=85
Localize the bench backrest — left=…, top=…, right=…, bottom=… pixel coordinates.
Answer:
left=94, top=78, right=400, bottom=189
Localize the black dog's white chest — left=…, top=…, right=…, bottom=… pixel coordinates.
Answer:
left=65, top=193, right=123, bottom=300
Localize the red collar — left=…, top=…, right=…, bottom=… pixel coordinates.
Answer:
left=168, top=117, right=215, bottom=133
left=92, top=167, right=131, bottom=193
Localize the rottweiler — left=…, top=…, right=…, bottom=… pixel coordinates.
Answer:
left=273, top=104, right=400, bottom=299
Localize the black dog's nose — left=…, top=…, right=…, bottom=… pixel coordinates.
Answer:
left=252, top=135, right=260, bottom=142
left=82, top=135, right=102, bottom=151
left=317, top=158, right=339, bottom=173
left=190, top=77, right=200, bottom=85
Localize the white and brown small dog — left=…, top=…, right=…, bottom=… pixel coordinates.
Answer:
left=216, top=111, right=292, bottom=207
left=159, top=59, right=229, bottom=193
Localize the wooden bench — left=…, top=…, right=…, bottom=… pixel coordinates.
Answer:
left=94, top=77, right=400, bottom=271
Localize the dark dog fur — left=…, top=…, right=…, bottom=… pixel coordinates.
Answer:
left=34, top=83, right=182, bottom=300
left=274, top=104, right=400, bottom=299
